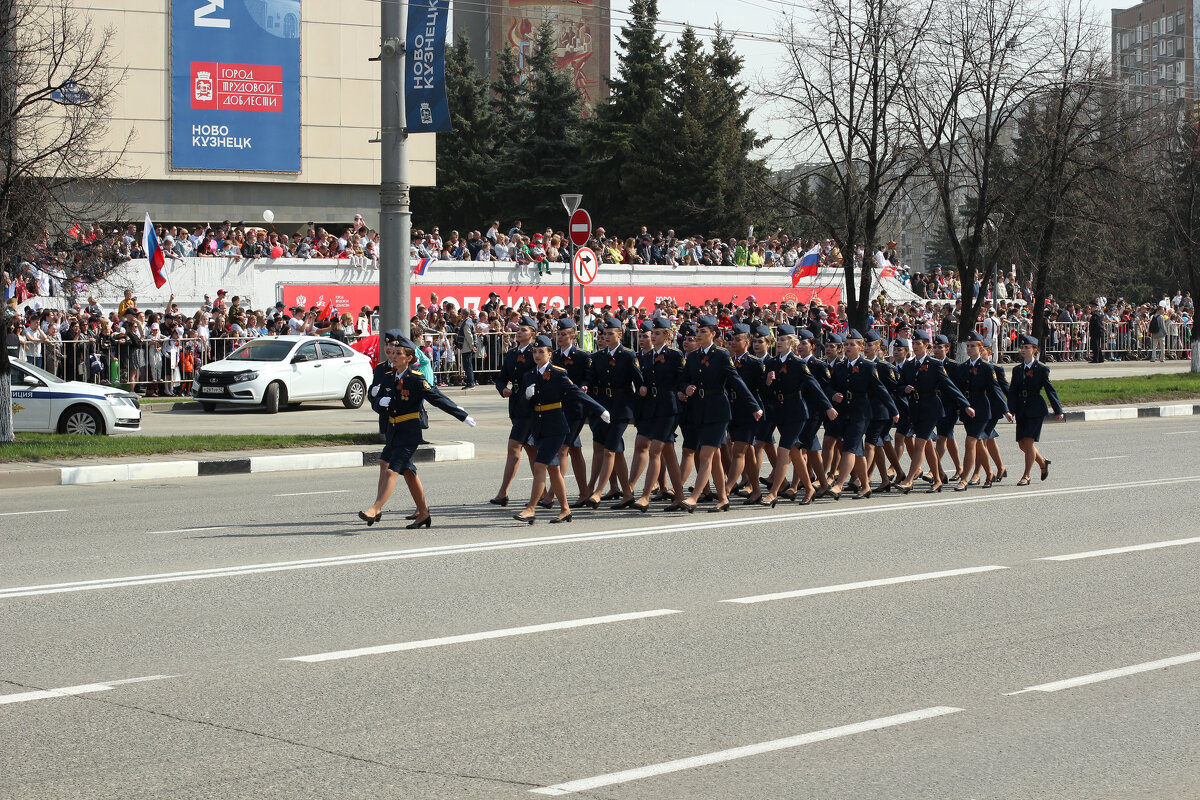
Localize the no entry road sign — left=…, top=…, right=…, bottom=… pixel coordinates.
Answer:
left=572, top=246, right=598, bottom=285
left=569, top=208, right=592, bottom=247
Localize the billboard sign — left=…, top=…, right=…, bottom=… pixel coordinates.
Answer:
left=170, top=0, right=302, bottom=172
left=406, top=0, right=452, bottom=134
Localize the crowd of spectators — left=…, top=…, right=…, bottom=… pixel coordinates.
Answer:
left=3, top=216, right=1195, bottom=395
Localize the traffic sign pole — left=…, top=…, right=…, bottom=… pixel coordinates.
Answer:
left=560, top=195, right=583, bottom=323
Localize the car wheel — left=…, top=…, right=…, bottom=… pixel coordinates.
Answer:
left=343, top=378, right=367, bottom=409
left=263, top=382, right=282, bottom=414
left=288, top=402, right=302, bottom=410
left=58, top=405, right=105, bottom=435
left=201, top=402, right=217, bottom=413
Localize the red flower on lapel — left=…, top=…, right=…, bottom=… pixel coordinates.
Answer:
left=701, top=356, right=710, bottom=367
left=1025, top=369, right=1034, bottom=378
left=517, top=354, right=525, bottom=363
left=919, top=364, right=929, bottom=373
left=655, top=354, right=665, bottom=363
left=852, top=365, right=860, bottom=374
left=970, top=367, right=977, bottom=375
left=541, top=371, right=550, bottom=381
left=609, top=355, right=616, bottom=366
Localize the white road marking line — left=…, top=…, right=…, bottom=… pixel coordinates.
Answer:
left=147, top=526, right=234, bottom=534
left=1085, top=455, right=1128, bottom=461
left=0, top=509, right=67, bottom=517
left=721, top=566, right=1008, bottom=605
left=1164, top=430, right=1200, bottom=435
left=1005, top=652, right=1200, bottom=695
left=286, top=609, right=682, bottom=663
left=1036, top=536, right=1200, bottom=562
left=1041, top=440, right=1078, bottom=444
left=273, top=490, right=351, bottom=497
left=6, top=475, right=1200, bottom=600
left=529, top=706, right=965, bottom=796
left=0, top=675, right=175, bottom=706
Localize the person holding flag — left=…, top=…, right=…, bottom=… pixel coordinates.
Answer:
left=790, top=243, right=821, bottom=287
left=142, top=213, right=167, bottom=289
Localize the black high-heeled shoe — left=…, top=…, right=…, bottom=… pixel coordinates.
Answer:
left=997, top=468, right=1008, bottom=481
left=707, top=502, right=730, bottom=513
left=742, top=494, right=762, bottom=505
left=357, top=510, right=382, bottom=526
left=1041, top=459, right=1051, bottom=481
left=953, top=481, right=969, bottom=492
left=630, top=500, right=650, bottom=513
left=896, top=483, right=914, bottom=494
left=549, top=513, right=573, bottom=524
left=488, top=496, right=509, bottom=507
left=758, top=496, right=779, bottom=508
left=798, top=489, right=816, bottom=506
left=601, top=489, right=623, bottom=501
left=926, top=484, right=942, bottom=493
left=852, top=489, right=872, bottom=500
left=781, top=488, right=798, bottom=501
left=406, top=514, right=431, bottom=529
left=877, top=481, right=894, bottom=493
left=537, top=498, right=555, bottom=509
left=679, top=501, right=697, bottom=514
left=982, top=475, right=994, bottom=489
left=512, top=512, right=536, bottom=525
left=578, top=496, right=600, bottom=509
left=1016, top=477, right=1031, bottom=486
left=610, top=498, right=635, bottom=510
left=405, top=512, right=418, bottom=520
left=827, top=488, right=842, bottom=501
left=662, top=503, right=686, bottom=512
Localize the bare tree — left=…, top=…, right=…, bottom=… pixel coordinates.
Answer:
left=907, top=0, right=1047, bottom=354
left=0, top=0, right=131, bottom=269
left=1005, top=4, right=1157, bottom=343
left=1, top=0, right=130, bottom=442
left=1156, top=120, right=1200, bottom=372
left=762, top=0, right=935, bottom=331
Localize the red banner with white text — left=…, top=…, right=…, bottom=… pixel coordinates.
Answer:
left=280, top=284, right=841, bottom=316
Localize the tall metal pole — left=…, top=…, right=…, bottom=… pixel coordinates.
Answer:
left=380, top=0, right=411, bottom=336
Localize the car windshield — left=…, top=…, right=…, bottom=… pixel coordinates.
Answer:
left=16, top=360, right=65, bottom=384
left=226, top=340, right=295, bottom=361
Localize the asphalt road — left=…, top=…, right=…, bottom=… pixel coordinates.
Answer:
left=3, top=416, right=1199, bottom=799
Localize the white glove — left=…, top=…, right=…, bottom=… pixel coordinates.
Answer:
left=524, top=384, right=536, bottom=399
left=379, top=396, right=391, bottom=408
left=464, top=415, right=477, bottom=427
left=600, top=410, right=611, bottom=424
left=369, top=384, right=380, bottom=397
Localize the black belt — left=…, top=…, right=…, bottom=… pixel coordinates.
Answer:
left=776, top=391, right=800, bottom=402
left=603, top=388, right=630, bottom=397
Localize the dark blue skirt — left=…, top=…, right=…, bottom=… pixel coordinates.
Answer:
left=840, top=414, right=868, bottom=457
left=637, top=414, right=677, bottom=443
left=799, top=417, right=824, bottom=451
left=936, top=411, right=957, bottom=438
left=380, top=440, right=418, bottom=474
left=865, top=419, right=890, bottom=447
left=530, top=433, right=567, bottom=466
left=1015, top=414, right=1044, bottom=442
left=590, top=419, right=628, bottom=452
left=694, top=421, right=728, bottom=449
left=508, top=417, right=532, bottom=444
left=727, top=421, right=757, bottom=446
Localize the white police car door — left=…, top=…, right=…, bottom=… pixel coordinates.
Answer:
left=10, top=364, right=52, bottom=431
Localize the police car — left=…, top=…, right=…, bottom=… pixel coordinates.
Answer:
left=9, top=360, right=142, bottom=435
left=192, top=336, right=372, bottom=413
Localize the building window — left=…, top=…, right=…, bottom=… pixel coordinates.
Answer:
left=1152, top=19, right=1159, bottom=35
left=1167, top=16, right=1175, bottom=32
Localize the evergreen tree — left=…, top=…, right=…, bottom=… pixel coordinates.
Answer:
left=708, top=28, right=767, bottom=234
left=412, top=33, right=497, bottom=232
left=581, top=0, right=671, bottom=230
left=487, top=43, right=528, bottom=219
left=506, top=20, right=585, bottom=224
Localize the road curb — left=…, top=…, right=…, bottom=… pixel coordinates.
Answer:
left=9, top=441, right=475, bottom=487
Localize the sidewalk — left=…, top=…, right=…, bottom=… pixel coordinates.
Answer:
left=0, top=441, right=474, bottom=489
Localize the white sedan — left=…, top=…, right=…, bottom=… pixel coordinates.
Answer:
left=193, top=336, right=373, bottom=413
left=9, top=360, right=142, bottom=435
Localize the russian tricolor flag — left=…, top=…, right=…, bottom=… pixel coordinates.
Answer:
left=142, top=212, right=167, bottom=288
left=413, top=257, right=434, bottom=276
left=791, top=244, right=821, bottom=287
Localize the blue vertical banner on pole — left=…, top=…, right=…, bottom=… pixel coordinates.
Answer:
left=170, top=0, right=302, bottom=172
left=405, top=0, right=452, bottom=134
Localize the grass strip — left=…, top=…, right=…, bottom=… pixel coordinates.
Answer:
left=1054, top=372, right=1200, bottom=407
left=0, top=433, right=383, bottom=463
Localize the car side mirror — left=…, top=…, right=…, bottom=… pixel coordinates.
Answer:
left=22, top=374, right=42, bottom=386
left=291, top=353, right=308, bottom=363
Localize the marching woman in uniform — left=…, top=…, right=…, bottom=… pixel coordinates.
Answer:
left=357, top=332, right=476, bottom=530
left=953, top=332, right=998, bottom=491
left=631, top=318, right=686, bottom=512
left=896, top=330, right=974, bottom=494
left=676, top=315, right=761, bottom=513
left=888, top=337, right=916, bottom=480
left=490, top=317, right=539, bottom=506
left=863, top=330, right=906, bottom=492
left=553, top=319, right=593, bottom=501
left=826, top=330, right=897, bottom=500
left=619, top=322, right=659, bottom=509
left=931, top=335, right=964, bottom=484
left=579, top=318, right=641, bottom=508
left=512, top=335, right=608, bottom=524
left=367, top=334, right=401, bottom=515
left=796, top=329, right=835, bottom=499
left=670, top=322, right=702, bottom=507
left=726, top=323, right=767, bottom=504
left=759, top=325, right=835, bottom=507
left=750, top=325, right=778, bottom=493
left=1008, top=333, right=1064, bottom=486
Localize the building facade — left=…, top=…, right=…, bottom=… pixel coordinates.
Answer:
left=64, top=0, right=436, bottom=229
left=455, top=0, right=611, bottom=109
left=1111, top=0, right=1194, bottom=109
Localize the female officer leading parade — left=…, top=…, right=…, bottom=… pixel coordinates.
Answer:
left=1009, top=333, right=1064, bottom=486
left=357, top=331, right=476, bottom=529
left=895, top=330, right=974, bottom=494
left=512, top=335, right=609, bottom=524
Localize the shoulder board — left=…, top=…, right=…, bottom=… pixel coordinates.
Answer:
left=802, top=364, right=810, bottom=374
left=551, top=365, right=567, bottom=372
left=421, top=379, right=431, bottom=390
